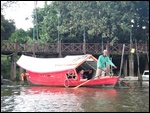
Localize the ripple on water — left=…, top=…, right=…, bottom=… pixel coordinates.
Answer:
left=1, top=82, right=149, bottom=112
left=9, top=92, right=84, bottom=112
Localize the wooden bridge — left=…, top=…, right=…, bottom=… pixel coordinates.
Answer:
left=1, top=40, right=149, bottom=57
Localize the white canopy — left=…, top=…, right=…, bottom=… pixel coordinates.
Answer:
left=16, top=54, right=97, bottom=73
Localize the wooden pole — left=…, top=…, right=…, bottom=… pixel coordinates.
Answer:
left=106, top=40, right=110, bottom=72
left=83, top=27, right=86, bottom=54
left=106, top=40, right=109, bottom=56
left=146, top=41, right=149, bottom=63
left=10, top=55, right=14, bottom=80
left=14, top=40, right=17, bottom=81
left=19, top=67, right=23, bottom=81
left=120, top=80, right=132, bottom=88
left=32, top=41, right=36, bottom=57
left=123, top=59, right=127, bottom=77
left=58, top=40, right=62, bottom=57
left=83, top=41, right=86, bottom=55
left=11, top=40, right=17, bottom=81
left=35, top=1, right=39, bottom=40
left=129, top=54, right=134, bottom=76
left=135, top=39, right=141, bottom=81
left=119, top=44, right=125, bottom=77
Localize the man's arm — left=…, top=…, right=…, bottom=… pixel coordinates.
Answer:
left=107, top=56, right=115, bottom=67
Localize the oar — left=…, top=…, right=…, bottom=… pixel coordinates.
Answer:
left=120, top=80, right=132, bottom=88
left=73, top=79, right=91, bottom=89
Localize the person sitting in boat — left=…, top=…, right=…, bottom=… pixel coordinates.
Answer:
left=95, top=49, right=117, bottom=79
left=84, top=69, right=93, bottom=80
left=77, top=70, right=87, bottom=81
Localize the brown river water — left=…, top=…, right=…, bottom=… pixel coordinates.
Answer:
left=1, top=81, right=149, bottom=112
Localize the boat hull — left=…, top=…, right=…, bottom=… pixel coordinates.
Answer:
left=26, top=71, right=120, bottom=87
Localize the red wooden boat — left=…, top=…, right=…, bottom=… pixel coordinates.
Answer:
left=17, top=54, right=120, bottom=87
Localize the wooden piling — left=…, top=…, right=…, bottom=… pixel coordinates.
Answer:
left=135, top=40, right=141, bottom=81
left=10, top=55, right=14, bottom=80
left=129, top=54, right=134, bottom=76
left=145, top=60, right=149, bottom=70
left=10, top=40, right=17, bottom=81
left=32, top=41, right=36, bottom=57
left=19, top=67, right=23, bottom=81
left=123, top=59, right=127, bottom=77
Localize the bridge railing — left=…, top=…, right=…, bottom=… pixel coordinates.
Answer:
left=35, top=43, right=58, bottom=53
left=1, top=40, right=149, bottom=55
left=61, top=43, right=83, bottom=54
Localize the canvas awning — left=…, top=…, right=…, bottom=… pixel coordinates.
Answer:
left=16, top=54, right=97, bottom=73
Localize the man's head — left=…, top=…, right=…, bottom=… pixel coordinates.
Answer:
left=80, top=70, right=84, bottom=74
left=103, top=50, right=108, bottom=56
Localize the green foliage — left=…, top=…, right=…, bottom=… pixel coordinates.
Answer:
left=1, top=1, right=18, bottom=10
left=1, top=55, right=22, bottom=80
left=1, top=55, right=11, bottom=79
left=9, top=28, right=28, bottom=43
left=1, top=1, right=149, bottom=44
left=35, top=1, right=149, bottom=44
left=1, top=14, right=16, bottom=40
left=1, top=1, right=18, bottom=40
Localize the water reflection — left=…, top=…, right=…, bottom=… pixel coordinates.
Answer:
left=18, top=86, right=118, bottom=112
left=1, top=81, right=149, bottom=112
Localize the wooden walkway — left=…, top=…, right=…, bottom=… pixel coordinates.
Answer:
left=1, top=40, right=149, bottom=56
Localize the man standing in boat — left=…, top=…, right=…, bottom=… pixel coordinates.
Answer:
left=95, top=49, right=117, bottom=79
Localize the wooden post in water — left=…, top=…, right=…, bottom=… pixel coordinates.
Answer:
left=119, top=44, right=125, bottom=77
left=10, top=40, right=17, bottom=81
left=129, top=45, right=134, bottom=77
left=145, top=40, right=149, bottom=69
left=135, top=39, right=141, bottom=81
left=123, top=59, right=128, bottom=77
left=145, top=60, right=149, bottom=70
left=10, top=55, right=14, bottom=80
left=129, top=54, right=134, bottom=76
left=14, top=40, right=17, bottom=81
left=19, top=67, right=23, bottom=81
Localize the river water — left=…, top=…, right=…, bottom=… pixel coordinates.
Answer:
left=1, top=81, right=149, bottom=112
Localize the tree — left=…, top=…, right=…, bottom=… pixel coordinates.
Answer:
left=1, top=1, right=18, bottom=9
left=1, top=14, right=16, bottom=40
left=9, top=28, right=28, bottom=43
left=34, top=1, right=149, bottom=43
left=1, top=1, right=18, bottom=40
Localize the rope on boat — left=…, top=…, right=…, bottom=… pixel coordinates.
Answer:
left=64, top=79, right=70, bottom=88
left=67, top=69, right=77, bottom=80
